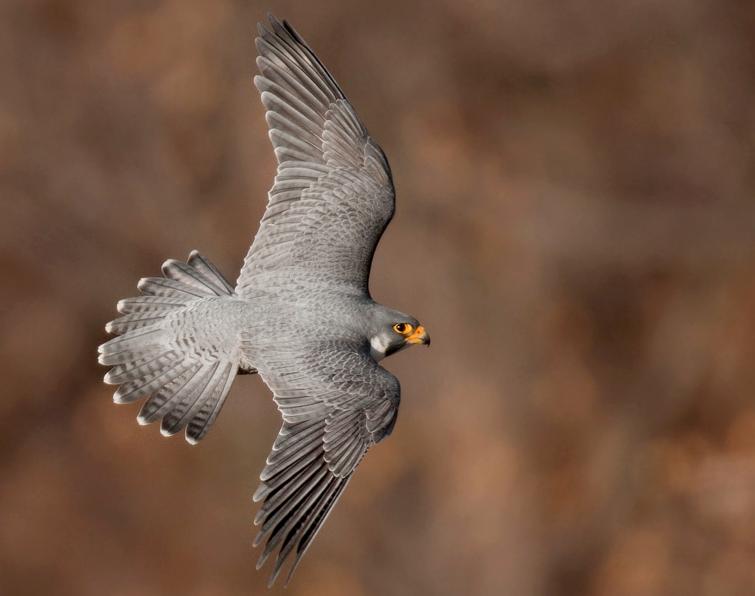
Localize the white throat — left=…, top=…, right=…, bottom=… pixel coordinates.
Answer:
left=369, top=335, right=389, bottom=361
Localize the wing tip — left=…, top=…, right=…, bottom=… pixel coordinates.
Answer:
left=255, top=12, right=279, bottom=41
left=252, top=483, right=268, bottom=502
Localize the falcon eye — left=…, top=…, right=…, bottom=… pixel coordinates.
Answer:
left=392, top=323, right=414, bottom=335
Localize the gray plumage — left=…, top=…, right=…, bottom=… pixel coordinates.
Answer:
left=98, top=15, right=429, bottom=586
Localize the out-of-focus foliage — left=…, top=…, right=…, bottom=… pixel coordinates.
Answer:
left=1, top=1, right=753, bottom=594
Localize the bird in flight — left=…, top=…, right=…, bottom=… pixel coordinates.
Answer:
left=98, top=14, right=430, bottom=587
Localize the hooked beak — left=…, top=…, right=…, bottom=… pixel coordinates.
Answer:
left=406, top=325, right=430, bottom=346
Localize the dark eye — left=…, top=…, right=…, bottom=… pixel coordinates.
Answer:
left=392, top=323, right=413, bottom=335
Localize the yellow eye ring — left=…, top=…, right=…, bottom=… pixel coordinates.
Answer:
left=393, top=323, right=414, bottom=335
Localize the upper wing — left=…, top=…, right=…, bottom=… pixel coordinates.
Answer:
left=248, top=339, right=400, bottom=586
left=236, top=16, right=395, bottom=297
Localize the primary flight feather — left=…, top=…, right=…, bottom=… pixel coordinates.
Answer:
left=98, top=15, right=429, bottom=586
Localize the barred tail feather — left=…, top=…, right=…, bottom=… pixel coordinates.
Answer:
left=159, top=360, right=236, bottom=441
left=99, top=251, right=244, bottom=443
left=185, top=361, right=238, bottom=443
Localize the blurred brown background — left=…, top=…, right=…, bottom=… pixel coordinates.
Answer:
left=1, top=0, right=754, bottom=594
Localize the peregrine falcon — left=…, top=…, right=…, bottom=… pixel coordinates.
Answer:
left=98, top=15, right=429, bottom=586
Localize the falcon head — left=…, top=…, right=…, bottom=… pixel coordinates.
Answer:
left=368, top=308, right=430, bottom=361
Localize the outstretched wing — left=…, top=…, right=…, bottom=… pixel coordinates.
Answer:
left=247, top=339, right=400, bottom=586
left=236, top=16, right=395, bottom=297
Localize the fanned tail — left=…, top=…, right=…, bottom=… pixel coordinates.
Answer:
left=98, top=250, right=245, bottom=444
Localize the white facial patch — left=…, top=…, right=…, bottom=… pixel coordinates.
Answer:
left=369, top=335, right=389, bottom=361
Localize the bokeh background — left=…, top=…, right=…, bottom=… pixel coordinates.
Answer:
left=1, top=1, right=754, bottom=594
